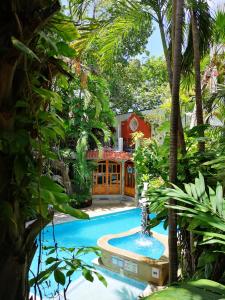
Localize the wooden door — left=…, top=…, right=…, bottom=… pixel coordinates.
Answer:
left=92, top=161, right=107, bottom=194
left=108, top=161, right=121, bottom=194
left=92, top=160, right=121, bottom=195
left=124, top=162, right=135, bottom=197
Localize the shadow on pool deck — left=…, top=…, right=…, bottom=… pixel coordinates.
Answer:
left=65, top=270, right=144, bottom=300
left=115, top=286, right=139, bottom=300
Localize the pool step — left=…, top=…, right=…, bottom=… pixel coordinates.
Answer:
left=92, top=257, right=147, bottom=290
left=93, top=257, right=166, bottom=299
left=92, top=195, right=136, bottom=204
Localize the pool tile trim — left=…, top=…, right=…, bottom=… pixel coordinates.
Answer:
left=98, top=227, right=169, bottom=285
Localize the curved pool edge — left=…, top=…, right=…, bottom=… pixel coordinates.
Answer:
left=97, top=227, right=169, bottom=286
left=98, top=227, right=168, bottom=262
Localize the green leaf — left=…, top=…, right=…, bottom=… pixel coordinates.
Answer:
left=54, top=269, right=66, bottom=286
left=56, top=41, right=76, bottom=57
left=47, top=248, right=56, bottom=255
left=38, top=31, right=58, bottom=52
left=194, top=230, right=225, bottom=241
left=184, top=183, right=192, bottom=197
left=188, top=213, right=225, bottom=232
left=54, top=204, right=89, bottom=219
left=199, top=238, right=225, bottom=246
left=40, top=176, right=64, bottom=193
left=54, top=14, right=78, bottom=41
left=94, top=272, right=107, bottom=287
left=197, top=252, right=218, bottom=268
left=216, top=183, right=223, bottom=215
left=187, top=219, right=201, bottom=231
left=40, top=189, right=56, bottom=204
left=82, top=269, right=94, bottom=282
left=208, top=186, right=217, bottom=213
left=143, top=279, right=225, bottom=299
left=33, top=87, right=63, bottom=111
left=11, top=37, right=40, bottom=62
left=46, top=257, right=58, bottom=265
left=76, top=246, right=100, bottom=256
left=195, top=173, right=207, bottom=201
left=190, top=183, right=198, bottom=199
left=66, top=269, right=75, bottom=277
left=65, top=260, right=80, bottom=269
left=29, top=262, right=60, bottom=286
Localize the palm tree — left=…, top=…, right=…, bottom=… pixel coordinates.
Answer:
left=153, top=1, right=187, bottom=155
left=182, top=0, right=212, bottom=152
left=168, top=0, right=185, bottom=283
left=191, top=7, right=205, bottom=152
left=188, top=0, right=212, bottom=152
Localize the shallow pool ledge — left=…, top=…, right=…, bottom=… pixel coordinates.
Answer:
left=97, top=227, right=169, bottom=286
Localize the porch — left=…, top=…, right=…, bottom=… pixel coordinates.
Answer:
left=87, top=150, right=136, bottom=200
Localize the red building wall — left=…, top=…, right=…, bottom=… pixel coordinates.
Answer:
left=121, top=113, right=151, bottom=141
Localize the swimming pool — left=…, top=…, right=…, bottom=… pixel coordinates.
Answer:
left=30, top=208, right=167, bottom=298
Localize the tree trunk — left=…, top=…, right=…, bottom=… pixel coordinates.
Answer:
left=191, top=9, right=205, bottom=152
left=157, top=2, right=195, bottom=279
left=211, top=254, right=225, bottom=282
left=157, top=11, right=187, bottom=155
left=0, top=198, right=50, bottom=299
left=168, top=0, right=184, bottom=283
left=52, top=160, right=73, bottom=194
left=0, top=2, right=60, bottom=299
left=0, top=253, right=30, bottom=300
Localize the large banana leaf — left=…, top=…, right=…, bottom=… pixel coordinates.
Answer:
left=160, top=173, right=225, bottom=247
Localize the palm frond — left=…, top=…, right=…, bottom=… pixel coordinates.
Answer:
left=72, top=0, right=152, bottom=68
left=182, top=0, right=213, bottom=77
left=213, top=9, right=225, bottom=44
left=162, top=173, right=225, bottom=248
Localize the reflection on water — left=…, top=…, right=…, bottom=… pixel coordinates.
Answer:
left=135, top=234, right=153, bottom=247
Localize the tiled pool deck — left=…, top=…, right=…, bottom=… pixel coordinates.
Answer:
left=53, top=199, right=137, bottom=224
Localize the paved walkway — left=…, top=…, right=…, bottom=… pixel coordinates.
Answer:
left=65, top=271, right=146, bottom=300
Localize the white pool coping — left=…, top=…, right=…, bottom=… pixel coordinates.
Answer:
left=53, top=203, right=137, bottom=224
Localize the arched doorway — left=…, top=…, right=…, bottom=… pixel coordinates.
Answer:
left=92, top=160, right=121, bottom=195
left=124, top=161, right=135, bottom=197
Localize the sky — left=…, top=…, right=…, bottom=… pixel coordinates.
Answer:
left=147, top=0, right=224, bottom=57
left=144, top=23, right=164, bottom=57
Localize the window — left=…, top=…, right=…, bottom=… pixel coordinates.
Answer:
left=129, top=117, right=139, bottom=132
left=97, top=175, right=103, bottom=184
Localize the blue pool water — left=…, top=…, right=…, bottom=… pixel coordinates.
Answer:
left=109, top=232, right=165, bottom=259
left=30, top=208, right=167, bottom=297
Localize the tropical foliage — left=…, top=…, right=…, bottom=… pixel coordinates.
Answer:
left=106, top=56, right=169, bottom=113
left=148, top=172, right=225, bottom=281
left=0, top=0, right=224, bottom=299
left=143, top=279, right=225, bottom=300
left=0, top=1, right=114, bottom=299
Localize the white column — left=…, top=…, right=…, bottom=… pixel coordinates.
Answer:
left=133, top=160, right=139, bottom=204
left=118, top=137, right=123, bottom=151
left=118, top=123, right=121, bottom=139
left=121, top=160, right=125, bottom=196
